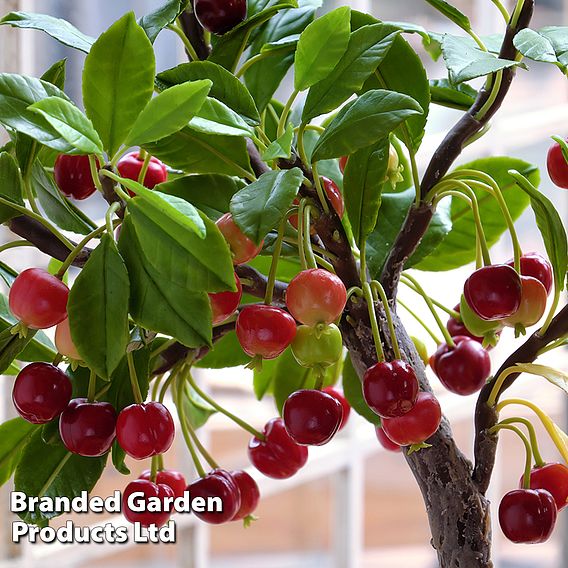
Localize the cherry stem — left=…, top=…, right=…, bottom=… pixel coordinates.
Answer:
left=151, top=374, right=163, bottom=401
left=151, top=338, right=177, bottom=359
left=397, top=298, right=443, bottom=345
left=126, top=351, right=144, bottom=405
left=499, top=417, right=545, bottom=467
left=0, top=240, right=33, bottom=254
left=105, top=203, right=121, bottom=240
left=168, top=22, right=199, bottom=61
left=489, top=423, right=533, bottom=488
left=371, top=280, right=401, bottom=360
left=137, top=151, right=152, bottom=186
left=88, top=155, right=104, bottom=194
left=52, top=353, right=63, bottom=366
left=99, top=170, right=132, bottom=202
left=538, top=336, right=568, bottom=356
left=22, top=174, right=41, bottom=216
left=487, top=366, right=520, bottom=407
left=158, top=369, right=178, bottom=404
left=184, top=410, right=219, bottom=470
left=277, top=89, right=299, bottom=138
left=311, top=163, right=330, bottom=215
left=303, top=205, right=318, bottom=269
left=87, top=368, right=97, bottom=402
left=399, top=279, right=460, bottom=320
left=150, top=455, right=159, bottom=483
left=282, top=236, right=338, bottom=261
left=490, top=0, right=510, bottom=22
left=363, top=281, right=385, bottom=363
left=186, top=371, right=265, bottom=441
left=551, top=136, right=568, bottom=164
left=297, top=199, right=308, bottom=270
left=475, top=70, right=503, bottom=121
left=401, top=273, right=455, bottom=347
left=56, top=223, right=107, bottom=279
left=297, top=122, right=309, bottom=166
left=264, top=215, right=288, bottom=305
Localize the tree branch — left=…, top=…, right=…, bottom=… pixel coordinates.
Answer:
left=178, top=1, right=211, bottom=60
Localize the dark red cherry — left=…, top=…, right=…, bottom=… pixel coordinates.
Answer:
left=54, top=154, right=99, bottom=200
left=429, top=336, right=491, bottom=396
left=194, top=0, right=247, bottom=35
left=499, top=488, right=557, bottom=544
left=230, top=470, right=260, bottom=521
left=363, top=360, right=419, bottom=418
left=116, top=402, right=175, bottom=460
left=283, top=389, right=343, bottom=446
left=507, top=252, right=553, bottom=296
left=117, top=151, right=167, bottom=191
left=248, top=417, right=308, bottom=479
left=140, top=469, right=187, bottom=499
left=9, top=268, right=69, bottom=329
left=547, top=139, right=568, bottom=189
left=322, top=387, right=351, bottom=430
left=520, top=463, right=568, bottom=511
left=59, top=398, right=117, bottom=457
left=464, top=264, right=522, bottom=321
left=122, top=479, right=174, bottom=527
left=209, top=272, right=242, bottom=325
left=188, top=469, right=241, bottom=524
left=375, top=426, right=401, bottom=452
left=12, top=362, right=72, bottom=424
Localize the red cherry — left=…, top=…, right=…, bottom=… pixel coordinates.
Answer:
left=283, top=389, right=343, bottom=446
left=547, top=139, right=568, bottom=189
left=209, top=272, right=242, bottom=325
left=520, top=463, right=568, bottom=511
left=55, top=318, right=81, bottom=360
left=236, top=305, right=296, bottom=359
left=54, top=155, right=99, bottom=200
left=140, top=469, right=187, bottom=499
left=503, top=276, right=548, bottom=330
left=12, top=362, right=72, bottom=424
left=194, top=0, right=246, bottom=35
left=286, top=268, right=347, bottom=326
left=248, top=417, right=308, bottom=479
left=375, top=426, right=401, bottom=452
left=363, top=360, right=419, bottom=418
left=381, top=392, right=442, bottom=446
left=322, top=387, right=351, bottom=430
left=230, top=470, right=260, bottom=521
left=463, top=264, right=522, bottom=321
left=9, top=268, right=69, bottom=329
left=289, top=176, right=344, bottom=229
left=429, top=336, right=491, bottom=396
left=446, top=304, right=484, bottom=345
left=188, top=469, right=241, bottom=524
left=499, top=488, right=557, bottom=544
left=216, top=212, right=263, bottom=265
left=122, top=479, right=174, bottom=527
left=117, top=151, right=167, bottom=191
left=59, top=398, right=117, bottom=457
left=339, top=156, right=348, bottom=173
left=116, top=402, right=175, bottom=460
left=506, top=252, right=553, bottom=295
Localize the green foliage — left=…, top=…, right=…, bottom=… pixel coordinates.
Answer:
left=0, top=419, right=38, bottom=486
left=514, top=27, right=567, bottom=72
left=138, top=0, right=189, bottom=43
left=0, top=152, right=24, bottom=223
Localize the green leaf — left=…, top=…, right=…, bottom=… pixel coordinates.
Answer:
left=143, top=127, right=252, bottom=177
left=311, top=90, right=423, bottom=162
left=509, top=170, right=567, bottom=291
left=513, top=363, right=568, bottom=395
left=28, top=97, right=104, bottom=155
left=514, top=28, right=566, bottom=71
left=537, top=27, right=568, bottom=68
left=184, top=386, right=216, bottom=430
left=294, top=6, right=351, bottom=91
left=261, top=33, right=300, bottom=53
left=14, top=430, right=107, bottom=525
left=188, top=97, right=254, bottom=137
left=230, top=167, right=303, bottom=244
left=111, top=441, right=130, bottom=475
left=0, top=73, right=74, bottom=152
left=0, top=262, right=17, bottom=286
left=125, top=80, right=212, bottom=146
left=302, top=23, right=401, bottom=122
left=157, top=61, right=261, bottom=126
left=138, top=0, right=189, bottom=43
left=0, top=152, right=24, bottom=223
left=343, top=137, right=389, bottom=246
left=442, top=34, right=520, bottom=84
left=0, top=327, right=38, bottom=374
left=415, top=157, right=537, bottom=271
left=31, top=162, right=92, bottom=234
left=67, top=234, right=130, bottom=379
left=82, top=12, right=155, bottom=156
left=104, top=348, right=150, bottom=411
left=0, top=418, right=38, bottom=486
left=0, top=11, right=94, bottom=53
left=424, top=0, right=471, bottom=32
left=261, top=122, right=294, bottom=161
left=196, top=331, right=250, bottom=368
left=342, top=355, right=381, bottom=425
left=366, top=188, right=452, bottom=278
left=430, top=79, right=477, bottom=110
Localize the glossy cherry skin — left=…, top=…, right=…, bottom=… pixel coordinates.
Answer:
left=194, top=0, right=246, bottom=35
left=520, top=463, right=568, bottom=511
left=464, top=264, right=522, bottom=321
left=116, top=402, right=175, bottom=460
left=188, top=469, right=241, bottom=524
left=54, top=154, right=98, bottom=200
left=447, top=304, right=484, bottom=345
left=59, top=398, right=117, bottom=457
left=209, top=272, right=242, bottom=325
left=547, top=139, right=568, bottom=189
left=507, top=252, right=553, bottom=295
left=12, top=362, right=72, bottom=424
left=140, top=469, right=187, bottom=499
left=216, top=213, right=263, bottom=265
left=283, top=389, right=343, bottom=446
left=503, top=276, right=548, bottom=330
left=291, top=323, right=343, bottom=369
left=381, top=392, right=442, bottom=447
left=499, top=489, right=557, bottom=544
left=322, top=387, right=351, bottom=430
left=429, top=336, right=491, bottom=396
left=375, top=426, right=401, bottom=452
left=9, top=268, right=69, bottom=329
left=286, top=268, right=347, bottom=326
left=55, top=318, right=81, bottom=360
left=231, top=470, right=260, bottom=521
left=248, top=417, right=308, bottom=479
left=122, top=479, right=174, bottom=527
left=363, top=360, right=419, bottom=418
left=117, top=151, right=167, bottom=190
left=339, top=156, right=348, bottom=173
left=236, top=305, right=296, bottom=359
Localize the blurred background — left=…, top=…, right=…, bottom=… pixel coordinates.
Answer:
left=0, top=0, right=567, bottom=566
